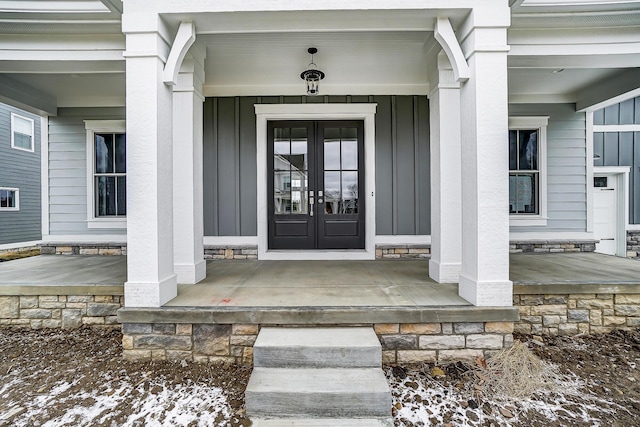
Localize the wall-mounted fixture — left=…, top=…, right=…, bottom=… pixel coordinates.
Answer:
left=300, top=47, right=325, bottom=96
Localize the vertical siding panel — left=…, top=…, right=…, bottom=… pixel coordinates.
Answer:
left=235, top=98, right=241, bottom=233
left=603, top=133, right=619, bottom=166
left=635, top=132, right=640, bottom=223
left=593, top=108, right=605, bottom=126
left=417, top=95, right=431, bottom=235
left=619, top=99, right=635, bottom=125
left=239, top=97, right=257, bottom=236
left=374, top=96, right=393, bottom=235
left=216, top=97, right=237, bottom=235
left=203, top=98, right=216, bottom=235
left=635, top=97, right=640, bottom=124
left=395, top=96, right=416, bottom=234
left=593, top=132, right=604, bottom=167
left=604, top=104, right=620, bottom=125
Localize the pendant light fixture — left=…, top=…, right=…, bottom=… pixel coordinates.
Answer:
left=300, top=47, right=325, bottom=96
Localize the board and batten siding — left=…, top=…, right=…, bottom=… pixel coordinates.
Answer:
left=47, top=107, right=126, bottom=236
left=593, top=95, right=640, bottom=224
left=203, top=95, right=430, bottom=237
left=0, top=103, right=41, bottom=244
left=509, top=103, right=587, bottom=233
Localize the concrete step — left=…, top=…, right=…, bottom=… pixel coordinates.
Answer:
left=251, top=418, right=394, bottom=426
left=253, top=327, right=382, bottom=368
left=245, top=367, right=392, bottom=418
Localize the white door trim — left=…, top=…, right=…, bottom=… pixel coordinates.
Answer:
left=594, top=166, right=630, bottom=257
left=255, top=103, right=377, bottom=260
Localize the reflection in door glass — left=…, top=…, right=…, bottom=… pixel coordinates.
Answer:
left=274, top=127, right=308, bottom=215
left=324, top=128, right=341, bottom=170
left=324, top=171, right=341, bottom=214
left=341, top=171, right=358, bottom=214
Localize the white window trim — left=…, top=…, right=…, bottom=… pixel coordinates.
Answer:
left=509, top=116, right=549, bottom=227
left=11, top=113, right=35, bottom=153
left=0, top=187, right=19, bottom=211
left=84, top=120, right=126, bottom=229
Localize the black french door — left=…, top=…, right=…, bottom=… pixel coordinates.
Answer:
left=267, top=120, right=365, bottom=250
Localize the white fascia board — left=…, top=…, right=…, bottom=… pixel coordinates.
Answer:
left=593, top=124, right=640, bottom=132
left=203, top=236, right=258, bottom=246
left=374, top=235, right=431, bottom=245
left=41, top=234, right=126, bottom=244
left=0, top=50, right=124, bottom=62
left=0, top=240, right=42, bottom=251
left=509, top=231, right=595, bottom=240
left=509, top=93, right=576, bottom=104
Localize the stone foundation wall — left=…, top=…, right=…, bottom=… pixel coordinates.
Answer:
left=204, top=246, right=258, bottom=260
left=0, top=295, right=123, bottom=329
left=121, top=321, right=514, bottom=365
left=510, top=240, right=596, bottom=254
left=0, top=245, right=39, bottom=255
left=40, top=244, right=126, bottom=256
left=627, top=231, right=640, bottom=259
left=514, top=294, right=640, bottom=336
left=375, top=245, right=430, bottom=259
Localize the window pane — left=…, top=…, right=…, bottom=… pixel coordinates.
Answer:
left=14, top=133, right=32, bottom=150
left=509, top=130, right=518, bottom=170
left=324, top=171, right=341, bottom=214
left=290, top=129, right=308, bottom=171
left=341, top=171, right=358, bottom=214
left=117, top=176, right=126, bottom=216
left=342, top=134, right=358, bottom=170
left=7, top=191, right=13, bottom=208
left=509, top=173, right=538, bottom=214
left=96, top=176, right=116, bottom=216
left=95, top=134, right=114, bottom=173
left=290, top=171, right=308, bottom=215
left=0, top=190, right=6, bottom=208
left=324, top=128, right=341, bottom=170
left=115, top=134, right=126, bottom=173
left=13, top=116, right=32, bottom=135
left=274, top=128, right=290, bottom=172
left=518, top=130, right=538, bottom=170
left=274, top=171, right=290, bottom=214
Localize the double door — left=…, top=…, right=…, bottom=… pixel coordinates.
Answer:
left=268, top=120, right=365, bottom=250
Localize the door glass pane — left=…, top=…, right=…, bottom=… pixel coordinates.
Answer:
left=324, top=171, right=341, bottom=214
left=341, top=136, right=358, bottom=170
left=274, top=128, right=290, bottom=171
left=509, top=130, right=518, bottom=170
left=290, top=128, right=308, bottom=171
left=95, top=176, right=116, bottom=216
left=115, top=134, right=126, bottom=173
left=117, top=176, right=126, bottom=216
left=519, top=130, right=538, bottom=170
left=324, top=128, right=341, bottom=170
left=341, top=171, right=358, bottom=214
left=95, top=134, right=114, bottom=173
left=290, top=171, right=308, bottom=214
left=274, top=171, right=290, bottom=214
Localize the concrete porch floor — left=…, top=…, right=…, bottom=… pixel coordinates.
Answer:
left=2, top=252, right=640, bottom=307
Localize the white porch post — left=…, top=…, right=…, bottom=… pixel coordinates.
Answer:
left=173, top=48, right=206, bottom=284
left=428, top=53, right=462, bottom=283
left=123, top=30, right=177, bottom=307
left=458, top=10, right=513, bottom=306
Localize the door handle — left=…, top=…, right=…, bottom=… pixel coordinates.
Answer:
left=309, top=197, right=314, bottom=216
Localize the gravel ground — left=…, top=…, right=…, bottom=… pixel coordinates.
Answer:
left=1, top=327, right=639, bottom=426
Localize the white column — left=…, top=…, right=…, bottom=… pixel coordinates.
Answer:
left=429, top=53, right=462, bottom=283
left=458, top=20, right=513, bottom=306
left=173, top=48, right=206, bottom=284
left=123, top=31, right=177, bottom=307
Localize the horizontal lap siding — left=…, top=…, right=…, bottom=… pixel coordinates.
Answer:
left=0, top=104, right=41, bottom=244
left=509, top=103, right=587, bottom=232
left=203, top=96, right=430, bottom=237
left=48, top=108, right=125, bottom=236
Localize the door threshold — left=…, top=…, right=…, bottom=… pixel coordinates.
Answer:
left=260, top=249, right=374, bottom=261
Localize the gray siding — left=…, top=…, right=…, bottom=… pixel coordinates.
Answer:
left=509, top=104, right=587, bottom=232
left=48, top=107, right=125, bottom=236
left=593, top=95, right=640, bottom=223
left=203, top=95, right=430, bottom=237
left=0, top=103, right=41, bottom=244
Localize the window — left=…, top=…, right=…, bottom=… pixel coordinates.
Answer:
left=0, top=188, right=19, bottom=211
left=85, top=120, right=126, bottom=229
left=11, top=113, right=34, bottom=152
left=509, top=117, right=549, bottom=226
